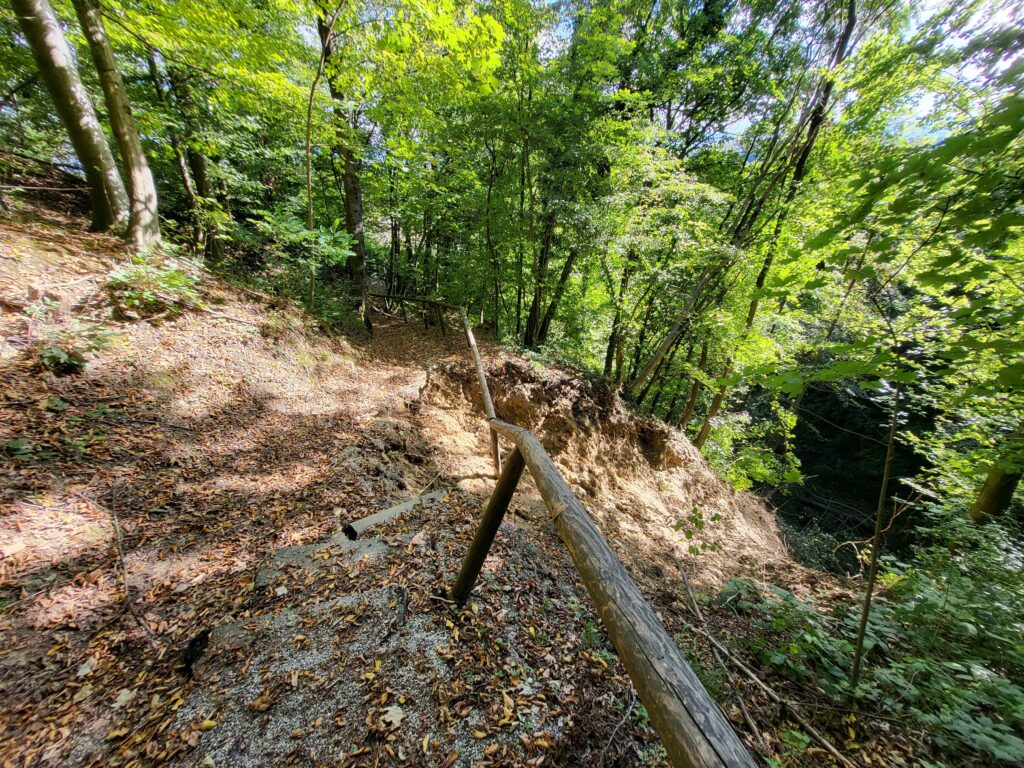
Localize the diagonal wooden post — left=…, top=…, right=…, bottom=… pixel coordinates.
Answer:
left=459, top=308, right=501, bottom=476
left=450, top=447, right=524, bottom=604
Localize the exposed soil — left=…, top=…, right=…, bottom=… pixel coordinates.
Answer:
left=0, top=187, right=914, bottom=767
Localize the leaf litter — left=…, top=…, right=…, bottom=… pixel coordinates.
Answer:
left=1, top=197, right=920, bottom=767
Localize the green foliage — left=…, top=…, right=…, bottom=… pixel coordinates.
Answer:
left=3, top=438, right=39, bottom=461
left=106, top=255, right=202, bottom=318
left=672, top=506, right=722, bottom=556
left=723, top=524, right=1024, bottom=764
left=36, top=345, right=86, bottom=376
left=35, top=322, right=113, bottom=376
left=700, top=411, right=799, bottom=491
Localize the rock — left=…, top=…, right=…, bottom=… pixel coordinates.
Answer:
left=1, top=540, right=25, bottom=558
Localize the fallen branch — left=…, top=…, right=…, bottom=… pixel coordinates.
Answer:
left=675, top=557, right=768, bottom=755
left=679, top=615, right=859, bottom=768
left=76, top=491, right=161, bottom=648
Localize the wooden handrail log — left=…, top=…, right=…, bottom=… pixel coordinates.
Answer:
left=450, top=447, right=525, bottom=604
left=368, top=292, right=755, bottom=767
left=489, top=418, right=756, bottom=768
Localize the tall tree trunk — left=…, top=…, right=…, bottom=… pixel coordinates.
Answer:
left=625, top=260, right=717, bottom=398
left=388, top=217, right=399, bottom=295
left=536, top=248, right=578, bottom=344
left=680, top=341, right=708, bottom=429
left=604, top=251, right=635, bottom=377
left=515, top=124, right=529, bottom=337
left=165, top=67, right=214, bottom=255
left=524, top=210, right=556, bottom=348
left=318, top=13, right=369, bottom=330
left=339, top=138, right=369, bottom=329
left=72, top=0, right=160, bottom=249
left=628, top=291, right=658, bottom=382
left=12, top=0, right=127, bottom=231
left=970, top=425, right=1023, bottom=522
left=484, top=145, right=501, bottom=336
left=147, top=52, right=203, bottom=251
left=637, top=335, right=682, bottom=408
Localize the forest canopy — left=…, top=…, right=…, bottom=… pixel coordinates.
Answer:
left=3, top=0, right=1023, bottom=764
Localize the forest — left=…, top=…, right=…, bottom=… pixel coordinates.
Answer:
left=1, top=0, right=1023, bottom=766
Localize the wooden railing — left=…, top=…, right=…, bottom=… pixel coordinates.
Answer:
left=371, top=294, right=756, bottom=768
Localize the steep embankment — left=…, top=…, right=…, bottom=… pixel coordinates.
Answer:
left=420, top=358, right=786, bottom=589
left=1, top=187, right=790, bottom=767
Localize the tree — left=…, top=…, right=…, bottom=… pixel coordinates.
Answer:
left=71, top=0, right=160, bottom=248
left=10, top=0, right=127, bottom=231
left=970, top=425, right=1023, bottom=523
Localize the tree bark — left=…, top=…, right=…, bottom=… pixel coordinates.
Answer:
left=680, top=341, right=708, bottom=429
left=625, top=260, right=716, bottom=398
left=318, top=13, right=369, bottom=330
left=12, top=0, right=127, bottom=231
left=536, top=247, right=578, bottom=345
left=339, top=138, right=370, bottom=328
left=523, top=210, right=557, bottom=348
left=970, top=425, right=1023, bottom=522
left=72, top=0, right=160, bottom=249
left=604, top=251, right=636, bottom=377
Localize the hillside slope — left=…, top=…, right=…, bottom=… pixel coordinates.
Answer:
left=1, top=193, right=793, bottom=766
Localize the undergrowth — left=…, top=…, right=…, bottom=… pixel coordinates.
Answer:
left=724, top=509, right=1024, bottom=764
left=105, top=252, right=203, bottom=318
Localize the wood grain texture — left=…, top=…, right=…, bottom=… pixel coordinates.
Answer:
left=489, top=418, right=756, bottom=768
left=450, top=447, right=525, bottom=604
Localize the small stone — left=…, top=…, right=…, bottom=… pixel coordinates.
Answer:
left=275, top=586, right=288, bottom=596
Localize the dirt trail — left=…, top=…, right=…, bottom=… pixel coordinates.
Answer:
left=0, top=198, right=790, bottom=767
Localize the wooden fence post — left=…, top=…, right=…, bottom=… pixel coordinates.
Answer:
left=450, top=447, right=524, bottom=604
left=488, top=419, right=756, bottom=768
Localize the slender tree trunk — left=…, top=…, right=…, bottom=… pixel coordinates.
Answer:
left=515, top=128, right=528, bottom=337
left=147, top=53, right=203, bottom=251
left=536, top=247, right=578, bottom=344
left=637, top=334, right=682, bottom=407
left=524, top=210, right=556, bottom=348
left=12, top=0, right=127, bottom=231
left=970, top=425, right=1023, bottom=522
left=72, top=0, right=160, bottom=248
left=484, top=146, right=501, bottom=336
left=604, top=252, right=635, bottom=377
left=318, top=14, right=369, bottom=330
left=680, top=341, right=708, bottom=429
left=625, top=260, right=717, bottom=398
left=850, top=386, right=901, bottom=687
left=629, top=292, right=658, bottom=382
left=164, top=66, right=214, bottom=255
left=388, top=216, right=399, bottom=295
left=339, top=138, right=370, bottom=329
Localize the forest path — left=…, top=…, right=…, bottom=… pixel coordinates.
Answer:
left=0, top=190, right=812, bottom=768
left=1, top=200, right=688, bottom=766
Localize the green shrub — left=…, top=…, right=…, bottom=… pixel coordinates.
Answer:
left=35, top=322, right=112, bottom=376
left=722, top=555, right=1024, bottom=764
left=106, top=255, right=202, bottom=318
